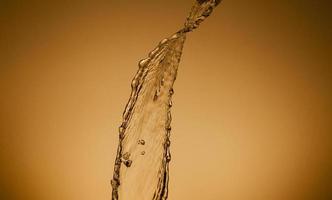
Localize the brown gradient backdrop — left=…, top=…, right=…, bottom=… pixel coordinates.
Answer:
left=0, top=0, right=331, bottom=199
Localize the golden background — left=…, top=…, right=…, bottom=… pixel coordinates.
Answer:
left=0, top=0, right=331, bottom=199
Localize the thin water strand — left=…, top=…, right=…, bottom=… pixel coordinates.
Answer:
left=111, top=1, right=221, bottom=200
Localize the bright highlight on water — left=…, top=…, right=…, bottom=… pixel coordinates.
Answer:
left=111, top=1, right=222, bottom=199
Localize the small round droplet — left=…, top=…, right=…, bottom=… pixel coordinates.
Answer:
left=115, top=158, right=122, bottom=165
left=123, top=160, right=132, bottom=167
left=138, top=139, right=145, bottom=145
left=165, top=139, right=171, bottom=147
left=169, top=88, right=174, bottom=96
left=139, top=58, right=150, bottom=68
left=161, top=78, right=165, bottom=86
left=166, top=154, right=171, bottom=162
left=122, top=152, right=130, bottom=160
left=131, top=79, right=138, bottom=88
left=121, top=152, right=132, bottom=167
left=119, top=126, right=125, bottom=133
left=168, top=100, right=173, bottom=108
left=119, top=126, right=125, bottom=139
left=153, top=90, right=161, bottom=101
left=167, top=112, right=172, bottom=121
left=141, top=151, right=145, bottom=155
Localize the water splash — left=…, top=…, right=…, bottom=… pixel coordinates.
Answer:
left=111, top=1, right=222, bottom=199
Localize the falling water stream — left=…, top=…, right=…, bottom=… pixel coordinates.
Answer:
left=111, top=1, right=222, bottom=199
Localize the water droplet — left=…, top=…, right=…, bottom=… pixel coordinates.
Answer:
left=168, top=100, right=173, bottom=108
left=119, top=126, right=125, bottom=133
left=138, top=139, right=145, bottom=145
left=131, top=79, right=138, bottom=88
left=202, top=7, right=213, bottom=17
left=215, top=0, right=222, bottom=6
left=123, top=110, right=130, bottom=121
left=119, top=126, right=125, bottom=139
left=149, top=47, right=159, bottom=57
left=161, top=78, right=165, bottom=86
left=166, top=153, right=171, bottom=162
left=121, top=121, right=128, bottom=129
left=122, top=152, right=132, bottom=167
left=159, top=38, right=168, bottom=45
left=169, top=88, right=174, bottom=96
left=167, top=112, right=172, bottom=122
left=122, top=152, right=130, bottom=160
left=165, top=139, right=171, bottom=147
left=123, top=159, right=132, bottom=167
left=141, top=151, right=145, bottom=155
left=196, top=18, right=205, bottom=25
left=170, top=33, right=180, bottom=40
left=153, top=90, right=160, bottom=101
left=139, top=58, right=150, bottom=68
left=115, top=158, right=122, bottom=165
left=111, top=179, right=119, bottom=188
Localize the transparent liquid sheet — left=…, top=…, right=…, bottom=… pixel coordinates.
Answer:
left=111, top=1, right=221, bottom=199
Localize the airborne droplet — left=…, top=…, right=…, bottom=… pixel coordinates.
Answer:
left=122, top=152, right=132, bottom=167
left=123, top=160, right=132, bottom=167
left=122, top=152, right=130, bottom=160
left=138, top=139, right=145, bottom=145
